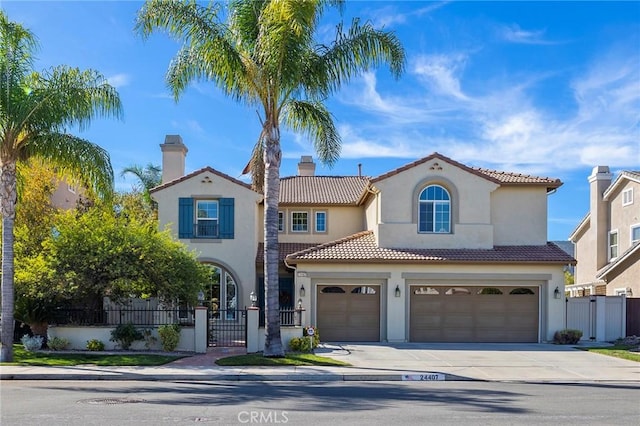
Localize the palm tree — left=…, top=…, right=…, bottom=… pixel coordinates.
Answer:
left=0, top=12, right=122, bottom=361
left=120, top=163, right=162, bottom=209
left=136, top=0, right=405, bottom=356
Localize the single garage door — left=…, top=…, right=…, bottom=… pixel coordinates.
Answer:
left=317, top=285, right=380, bottom=341
left=410, top=285, right=539, bottom=343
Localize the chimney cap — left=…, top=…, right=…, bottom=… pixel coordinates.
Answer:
left=163, top=134, right=184, bottom=145
left=300, top=155, right=313, bottom=163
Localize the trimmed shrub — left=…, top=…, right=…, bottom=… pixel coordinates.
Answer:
left=554, top=329, right=583, bottom=344
left=21, top=334, right=43, bottom=352
left=86, top=339, right=105, bottom=351
left=158, top=324, right=181, bottom=352
left=110, top=323, right=144, bottom=350
left=47, top=336, right=70, bottom=351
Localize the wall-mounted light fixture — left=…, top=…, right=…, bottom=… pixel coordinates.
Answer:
left=249, top=291, right=257, bottom=307
left=300, top=284, right=306, bottom=297
left=197, top=290, right=205, bottom=306
left=554, top=286, right=561, bottom=299
left=395, top=285, right=401, bottom=298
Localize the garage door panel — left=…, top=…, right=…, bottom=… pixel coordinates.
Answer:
left=317, top=285, right=380, bottom=342
left=410, top=285, right=539, bottom=343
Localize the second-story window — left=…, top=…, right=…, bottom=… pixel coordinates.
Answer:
left=197, top=200, right=219, bottom=237
left=608, top=230, right=618, bottom=260
left=631, top=225, right=640, bottom=245
left=278, top=211, right=285, bottom=232
left=418, top=185, right=451, bottom=233
left=315, top=211, right=327, bottom=233
left=623, top=188, right=633, bottom=206
left=291, top=211, right=308, bottom=232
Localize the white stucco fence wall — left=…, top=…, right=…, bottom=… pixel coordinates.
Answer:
left=47, top=326, right=196, bottom=352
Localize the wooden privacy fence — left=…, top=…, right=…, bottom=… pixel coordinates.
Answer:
left=627, top=298, right=640, bottom=336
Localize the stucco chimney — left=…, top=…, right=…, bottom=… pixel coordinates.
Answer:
left=588, top=166, right=612, bottom=269
left=297, top=155, right=316, bottom=176
left=160, top=135, right=188, bottom=184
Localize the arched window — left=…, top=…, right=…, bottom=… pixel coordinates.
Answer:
left=418, top=185, right=451, bottom=233
left=206, top=264, right=238, bottom=320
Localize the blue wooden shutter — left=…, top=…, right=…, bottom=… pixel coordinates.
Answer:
left=219, top=198, right=235, bottom=239
left=178, top=198, right=193, bottom=238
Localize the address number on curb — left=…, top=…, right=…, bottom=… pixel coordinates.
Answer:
left=402, top=373, right=445, bottom=381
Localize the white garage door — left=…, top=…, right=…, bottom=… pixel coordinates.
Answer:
left=317, top=285, right=380, bottom=342
left=410, top=285, right=539, bottom=343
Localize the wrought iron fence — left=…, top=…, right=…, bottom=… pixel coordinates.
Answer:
left=259, top=307, right=302, bottom=327
left=50, top=307, right=195, bottom=326
left=208, top=309, right=247, bottom=347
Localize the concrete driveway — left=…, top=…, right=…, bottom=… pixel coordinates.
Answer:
left=316, top=342, right=640, bottom=382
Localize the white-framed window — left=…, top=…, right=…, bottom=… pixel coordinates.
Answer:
left=631, top=224, right=640, bottom=245
left=196, top=199, right=219, bottom=237
left=622, top=188, right=633, bottom=206
left=315, top=211, right=327, bottom=233
left=614, top=288, right=628, bottom=296
left=291, top=211, right=308, bottom=232
left=608, top=230, right=618, bottom=260
left=418, top=184, right=451, bottom=233
left=278, top=211, right=285, bottom=232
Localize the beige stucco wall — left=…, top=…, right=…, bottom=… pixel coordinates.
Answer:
left=292, top=262, right=566, bottom=343
left=573, top=222, right=600, bottom=286
left=258, top=205, right=365, bottom=243
left=608, top=180, right=640, bottom=252
left=491, top=186, right=548, bottom=245
left=371, top=160, right=500, bottom=249
left=605, top=254, right=640, bottom=297
left=152, top=171, right=262, bottom=308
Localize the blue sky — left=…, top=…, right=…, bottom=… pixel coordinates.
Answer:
left=3, top=1, right=639, bottom=241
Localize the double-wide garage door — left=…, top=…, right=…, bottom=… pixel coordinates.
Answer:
left=410, top=285, right=539, bottom=343
left=317, top=285, right=380, bottom=341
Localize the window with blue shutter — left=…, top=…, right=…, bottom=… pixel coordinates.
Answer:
left=219, top=198, right=235, bottom=239
left=178, top=198, right=194, bottom=238
left=179, top=197, right=234, bottom=239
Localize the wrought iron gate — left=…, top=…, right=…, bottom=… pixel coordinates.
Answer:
left=207, top=309, right=247, bottom=347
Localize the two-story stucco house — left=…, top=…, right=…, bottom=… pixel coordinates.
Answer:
left=151, top=135, right=574, bottom=343
left=568, top=166, right=640, bottom=298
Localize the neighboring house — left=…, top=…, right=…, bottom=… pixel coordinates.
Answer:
left=568, top=166, right=640, bottom=298
left=151, top=135, right=574, bottom=343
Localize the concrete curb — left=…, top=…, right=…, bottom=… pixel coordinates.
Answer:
left=0, top=372, right=474, bottom=382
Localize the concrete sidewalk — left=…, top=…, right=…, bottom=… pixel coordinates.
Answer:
left=1, top=343, right=639, bottom=383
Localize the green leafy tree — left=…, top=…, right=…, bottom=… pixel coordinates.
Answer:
left=0, top=12, right=122, bottom=361
left=36, top=199, right=210, bottom=308
left=136, top=0, right=405, bottom=356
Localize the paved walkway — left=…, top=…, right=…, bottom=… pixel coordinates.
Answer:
left=1, top=343, right=639, bottom=383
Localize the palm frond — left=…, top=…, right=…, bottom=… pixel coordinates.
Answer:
left=283, top=99, right=341, bottom=166
left=25, top=132, right=114, bottom=201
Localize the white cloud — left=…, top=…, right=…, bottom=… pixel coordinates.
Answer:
left=499, top=24, right=560, bottom=45
left=106, top=73, right=131, bottom=88
left=368, top=1, right=450, bottom=28
left=333, top=43, right=640, bottom=173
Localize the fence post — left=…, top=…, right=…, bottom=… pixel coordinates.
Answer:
left=595, top=296, right=606, bottom=342
left=246, top=307, right=260, bottom=353
left=194, top=306, right=208, bottom=354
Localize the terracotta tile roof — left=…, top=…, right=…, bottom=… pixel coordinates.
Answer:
left=370, top=152, right=562, bottom=190
left=150, top=166, right=253, bottom=193
left=256, top=242, right=322, bottom=264
left=279, top=176, right=370, bottom=205
left=286, top=231, right=576, bottom=265
left=471, top=168, right=562, bottom=187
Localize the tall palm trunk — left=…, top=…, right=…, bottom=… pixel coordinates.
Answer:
left=263, top=122, right=284, bottom=357
left=0, top=160, right=18, bottom=362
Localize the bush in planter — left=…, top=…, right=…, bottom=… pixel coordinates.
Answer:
left=21, top=334, right=44, bottom=351
left=110, top=323, right=143, bottom=350
left=86, top=339, right=105, bottom=351
left=158, top=324, right=181, bottom=352
left=554, top=329, right=583, bottom=344
left=47, top=336, right=70, bottom=351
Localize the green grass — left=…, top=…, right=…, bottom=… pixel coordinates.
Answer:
left=581, top=345, right=640, bottom=363
left=216, top=352, right=351, bottom=367
left=2, top=345, right=183, bottom=366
